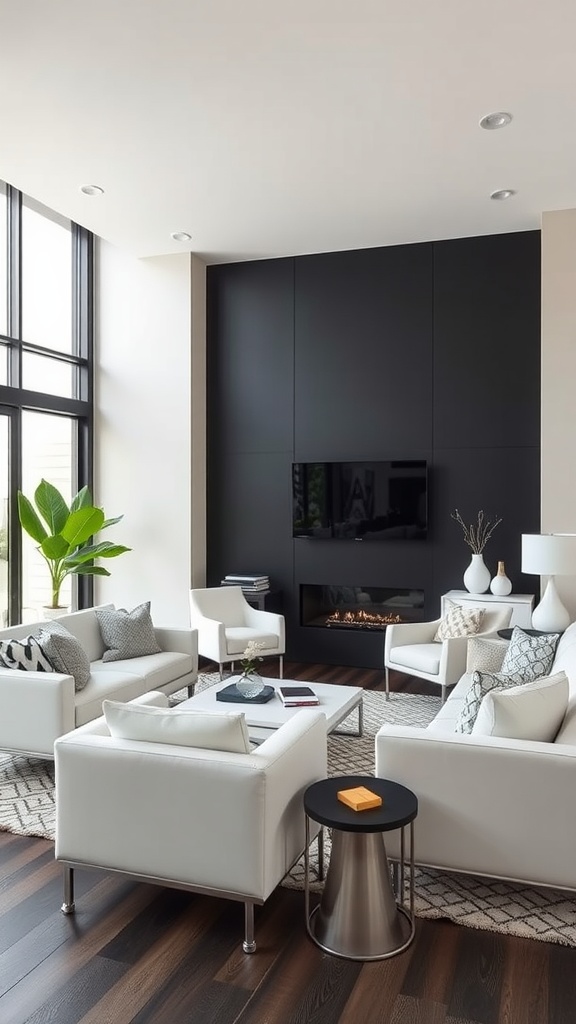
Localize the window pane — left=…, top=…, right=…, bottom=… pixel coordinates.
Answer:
left=0, top=183, right=6, bottom=337
left=21, top=198, right=72, bottom=353
left=22, top=351, right=74, bottom=397
left=21, top=411, right=74, bottom=619
left=0, top=415, right=8, bottom=626
left=0, top=342, right=7, bottom=385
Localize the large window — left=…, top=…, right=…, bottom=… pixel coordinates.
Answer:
left=0, top=182, right=93, bottom=625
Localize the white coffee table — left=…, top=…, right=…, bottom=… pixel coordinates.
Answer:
left=179, top=678, right=363, bottom=741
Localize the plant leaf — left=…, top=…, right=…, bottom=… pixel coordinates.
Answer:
left=60, top=506, right=105, bottom=547
left=64, top=541, right=131, bottom=566
left=17, top=493, right=48, bottom=544
left=72, top=565, right=111, bottom=576
left=101, top=515, right=124, bottom=529
left=34, top=480, right=69, bottom=534
left=70, top=486, right=93, bottom=513
left=41, top=535, right=70, bottom=559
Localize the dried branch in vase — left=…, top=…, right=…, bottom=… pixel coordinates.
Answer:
left=451, top=509, right=503, bottom=554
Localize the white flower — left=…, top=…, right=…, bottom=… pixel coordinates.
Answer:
left=240, top=640, right=266, bottom=675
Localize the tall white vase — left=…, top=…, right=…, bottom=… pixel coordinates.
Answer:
left=490, top=561, right=512, bottom=596
left=463, top=553, right=491, bottom=595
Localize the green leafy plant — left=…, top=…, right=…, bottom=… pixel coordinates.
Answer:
left=17, top=479, right=131, bottom=608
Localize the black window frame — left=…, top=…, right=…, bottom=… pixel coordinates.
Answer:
left=0, top=182, right=94, bottom=625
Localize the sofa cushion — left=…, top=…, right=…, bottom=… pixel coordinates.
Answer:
left=455, top=670, right=525, bottom=734
left=389, top=643, right=442, bottom=676
left=472, top=671, right=569, bottom=740
left=91, top=651, right=192, bottom=691
left=74, top=670, right=153, bottom=726
left=54, top=605, right=114, bottom=662
left=96, top=602, right=162, bottom=662
left=555, top=698, right=576, bottom=745
left=38, top=621, right=92, bottom=692
left=102, top=699, right=251, bottom=753
left=500, top=627, right=560, bottom=683
left=466, top=636, right=508, bottom=674
left=434, top=601, right=484, bottom=641
left=225, top=628, right=279, bottom=655
left=0, top=634, right=54, bottom=673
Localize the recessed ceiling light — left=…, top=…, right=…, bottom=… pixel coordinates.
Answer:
left=79, top=184, right=104, bottom=196
left=479, top=111, right=513, bottom=130
left=490, top=188, right=517, bottom=200
left=171, top=231, right=192, bottom=242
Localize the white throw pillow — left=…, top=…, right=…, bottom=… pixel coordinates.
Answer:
left=434, top=601, right=484, bottom=641
left=472, top=671, right=569, bottom=741
left=102, top=700, right=251, bottom=753
left=465, top=636, right=508, bottom=674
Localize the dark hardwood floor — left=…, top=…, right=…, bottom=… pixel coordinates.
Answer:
left=0, top=662, right=572, bottom=1024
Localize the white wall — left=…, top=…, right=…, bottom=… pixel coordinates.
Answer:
left=95, top=242, right=205, bottom=626
left=541, top=208, right=576, bottom=617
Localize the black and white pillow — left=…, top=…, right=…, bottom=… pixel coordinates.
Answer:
left=500, top=627, right=560, bottom=683
left=37, top=621, right=91, bottom=692
left=96, top=601, right=161, bottom=662
left=0, top=635, right=54, bottom=673
left=455, top=670, right=525, bottom=734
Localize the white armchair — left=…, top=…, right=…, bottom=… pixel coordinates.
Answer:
left=189, top=586, right=285, bottom=678
left=55, top=692, right=327, bottom=953
left=384, top=605, right=513, bottom=703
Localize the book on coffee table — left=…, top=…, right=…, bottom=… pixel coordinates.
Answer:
left=279, top=685, right=319, bottom=707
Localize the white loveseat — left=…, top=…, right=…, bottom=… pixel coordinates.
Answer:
left=375, top=621, right=576, bottom=890
left=0, top=606, right=198, bottom=757
left=54, top=693, right=327, bottom=952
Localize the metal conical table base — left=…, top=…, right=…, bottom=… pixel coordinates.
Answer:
left=307, top=830, right=415, bottom=960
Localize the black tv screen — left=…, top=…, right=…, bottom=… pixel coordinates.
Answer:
left=292, top=461, right=428, bottom=540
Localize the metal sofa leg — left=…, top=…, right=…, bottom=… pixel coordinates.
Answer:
left=385, top=666, right=390, bottom=701
left=187, top=682, right=196, bottom=697
left=279, top=654, right=284, bottom=679
left=61, top=866, right=75, bottom=915
left=243, top=900, right=256, bottom=953
left=219, top=663, right=224, bottom=681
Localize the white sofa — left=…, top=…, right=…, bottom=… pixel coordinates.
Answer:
left=376, top=621, right=576, bottom=890
left=54, top=693, right=327, bottom=952
left=0, top=606, right=198, bottom=757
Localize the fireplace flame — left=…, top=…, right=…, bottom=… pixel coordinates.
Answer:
left=325, top=609, right=403, bottom=628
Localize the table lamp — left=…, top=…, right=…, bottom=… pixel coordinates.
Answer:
left=521, top=533, right=576, bottom=631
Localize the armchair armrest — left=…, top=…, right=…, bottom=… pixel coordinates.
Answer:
left=0, top=669, right=75, bottom=756
left=375, top=725, right=576, bottom=887
left=385, top=619, right=441, bottom=658
left=189, top=612, right=226, bottom=662
left=437, top=634, right=470, bottom=687
left=244, top=605, right=285, bottom=646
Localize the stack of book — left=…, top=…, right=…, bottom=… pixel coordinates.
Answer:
left=279, top=685, right=320, bottom=707
left=221, top=573, right=270, bottom=593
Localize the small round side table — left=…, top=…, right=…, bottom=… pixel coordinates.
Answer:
left=304, top=775, right=418, bottom=961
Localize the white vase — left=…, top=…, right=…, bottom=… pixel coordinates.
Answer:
left=42, top=606, right=70, bottom=620
left=490, top=561, right=512, bottom=596
left=463, top=553, right=491, bottom=595
left=235, top=672, right=264, bottom=699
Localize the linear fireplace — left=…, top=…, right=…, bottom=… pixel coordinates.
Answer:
left=300, top=585, right=425, bottom=631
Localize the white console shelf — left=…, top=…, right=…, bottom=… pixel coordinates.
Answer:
left=441, top=590, right=535, bottom=629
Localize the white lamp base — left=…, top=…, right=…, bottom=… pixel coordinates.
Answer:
left=531, top=577, right=571, bottom=632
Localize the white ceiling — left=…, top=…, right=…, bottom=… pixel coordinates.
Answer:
left=1, top=0, right=575, bottom=264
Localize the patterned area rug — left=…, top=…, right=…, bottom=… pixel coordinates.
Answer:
left=2, top=674, right=576, bottom=946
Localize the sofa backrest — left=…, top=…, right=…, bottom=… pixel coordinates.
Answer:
left=0, top=605, right=114, bottom=663
left=551, top=621, right=576, bottom=697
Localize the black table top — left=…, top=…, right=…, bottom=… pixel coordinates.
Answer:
left=304, top=775, right=418, bottom=833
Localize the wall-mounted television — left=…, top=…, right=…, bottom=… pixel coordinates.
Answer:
left=292, top=460, right=428, bottom=540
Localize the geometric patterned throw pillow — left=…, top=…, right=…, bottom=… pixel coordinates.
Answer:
left=96, top=601, right=161, bottom=663
left=455, top=670, right=524, bottom=734
left=500, top=627, right=560, bottom=683
left=434, top=601, right=485, bottom=641
left=0, top=635, right=54, bottom=673
left=465, top=636, right=508, bottom=674
left=37, top=621, right=92, bottom=692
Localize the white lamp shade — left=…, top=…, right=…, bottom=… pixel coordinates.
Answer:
left=521, top=534, right=576, bottom=576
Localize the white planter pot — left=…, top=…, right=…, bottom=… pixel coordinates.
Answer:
left=463, top=554, right=491, bottom=595
left=42, top=606, right=70, bottom=620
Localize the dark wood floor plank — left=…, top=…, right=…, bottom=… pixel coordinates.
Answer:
left=337, top=951, right=414, bottom=1024
left=0, top=833, right=53, bottom=875
left=548, top=941, right=576, bottom=1024
left=446, top=929, right=505, bottom=1024
left=401, top=919, right=462, bottom=1003
left=389, top=994, right=447, bottom=1023
left=213, top=887, right=304, bottom=991
left=497, top=934, right=549, bottom=1024
left=22, top=955, right=127, bottom=1024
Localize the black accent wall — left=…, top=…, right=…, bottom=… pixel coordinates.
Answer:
left=206, top=231, right=541, bottom=668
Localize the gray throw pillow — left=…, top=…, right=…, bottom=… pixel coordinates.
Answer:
left=0, top=635, right=55, bottom=673
left=455, top=670, right=525, bottom=734
left=38, top=621, right=92, bottom=692
left=96, top=601, right=161, bottom=662
left=500, top=627, right=560, bottom=683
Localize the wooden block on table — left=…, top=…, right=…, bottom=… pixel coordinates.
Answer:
left=337, top=786, right=383, bottom=811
